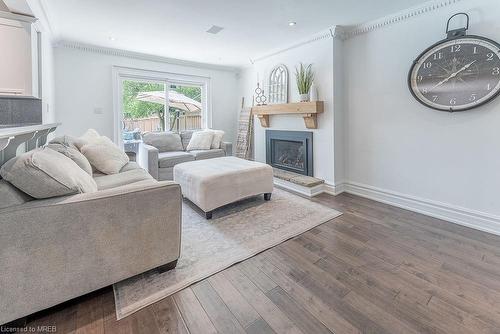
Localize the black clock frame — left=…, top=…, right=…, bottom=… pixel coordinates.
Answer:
left=408, top=18, right=500, bottom=112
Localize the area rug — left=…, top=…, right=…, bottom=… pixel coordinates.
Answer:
left=113, top=188, right=341, bottom=319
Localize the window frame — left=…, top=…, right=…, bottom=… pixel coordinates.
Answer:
left=112, top=66, right=212, bottom=148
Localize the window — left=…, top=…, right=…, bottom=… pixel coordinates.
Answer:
left=113, top=66, right=211, bottom=150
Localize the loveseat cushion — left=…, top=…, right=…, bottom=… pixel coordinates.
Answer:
left=188, top=149, right=225, bottom=161
left=0, top=147, right=98, bottom=199
left=180, top=131, right=194, bottom=150
left=0, top=179, right=32, bottom=209
left=143, top=132, right=183, bottom=152
left=93, top=168, right=154, bottom=190
left=158, top=151, right=195, bottom=168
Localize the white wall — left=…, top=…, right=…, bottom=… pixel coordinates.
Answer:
left=238, top=34, right=343, bottom=186
left=53, top=46, right=239, bottom=144
left=344, top=0, right=500, bottom=223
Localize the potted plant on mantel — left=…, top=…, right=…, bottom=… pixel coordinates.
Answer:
left=295, top=63, right=314, bottom=102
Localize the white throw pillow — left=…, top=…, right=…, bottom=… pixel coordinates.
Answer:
left=77, top=129, right=101, bottom=148
left=186, top=131, right=215, bottom=151
left=0, top=147, right=97, bottom=199
left=210, top=130, right=225, bottom=149
left=80, top=136, right=129, bottom=175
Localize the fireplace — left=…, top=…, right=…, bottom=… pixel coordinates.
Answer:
left=266, top=130, right=313, bottom=176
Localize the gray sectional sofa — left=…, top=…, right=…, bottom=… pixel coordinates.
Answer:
left=138, top=130, right=232, bottom=181
left=0, top=135, right=182, bottom=325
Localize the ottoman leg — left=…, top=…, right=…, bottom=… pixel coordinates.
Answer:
left=205, top=211, right=213, bottom=220
left=264, top=193, right=272, bottom=201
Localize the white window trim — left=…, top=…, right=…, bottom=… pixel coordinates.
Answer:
left=112, top=66, right=212, bottom=147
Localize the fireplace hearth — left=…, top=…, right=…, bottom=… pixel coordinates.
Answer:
left=266, top=130, right=313, bottom=176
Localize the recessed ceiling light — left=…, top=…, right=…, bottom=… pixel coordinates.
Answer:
left=288, top=21, right=297, bottom=26
left=109, top=36, right=116, bottom=41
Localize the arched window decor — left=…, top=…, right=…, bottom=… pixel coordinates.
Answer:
left=268, top=64, right=288, bottom=104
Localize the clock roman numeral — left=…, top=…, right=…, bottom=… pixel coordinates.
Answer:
left=433, top=52, right=443, bottom=60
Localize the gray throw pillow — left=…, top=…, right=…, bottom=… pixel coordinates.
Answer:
left=49, top=135, right=87, bottom=151
left=143, top=132, right=183, bottom=152
left=0, top=147, right=98, bottom=199
left=47, top=143, right=93, bottom=175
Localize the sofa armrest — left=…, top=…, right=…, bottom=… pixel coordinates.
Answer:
left=221, top=141, right=233, bottom=156
left=138, top=142, right=159, bottom=179
left=0, top=181, right=182, bottom=324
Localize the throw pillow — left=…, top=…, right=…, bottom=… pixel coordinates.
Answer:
left=77, top=129, right=101, bottom=149
left=186, top=130, right=214, bottom=151
left=80, top=136, right=129, bottom=175
left=142, top=132, right=183, bottom=152
left=49, top=135, right=87, bottom=151
left=0, top=147, right=98, bottom=199
left=210, top=130, right=225, bottom=149
left=47, top=143, right=93, bottom=175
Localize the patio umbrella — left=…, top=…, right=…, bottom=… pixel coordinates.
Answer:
left=136, top=90, right=201, bottom=113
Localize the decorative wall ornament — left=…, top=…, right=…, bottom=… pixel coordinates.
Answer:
left=254, top=83, right=267, bottom=106
left=268, top=64, right=289, bottom=104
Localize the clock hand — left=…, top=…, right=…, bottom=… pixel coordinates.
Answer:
left=430, top=60, right=477, bottom=91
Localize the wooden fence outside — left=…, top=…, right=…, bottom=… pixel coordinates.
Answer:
left=123, top=115, right=202, bottom=132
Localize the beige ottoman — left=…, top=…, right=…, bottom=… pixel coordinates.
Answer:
left=173, top=156, right=274, bottom=219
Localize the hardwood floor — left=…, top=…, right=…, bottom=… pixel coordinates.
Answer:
left=25, top=192, right=500, bottom=334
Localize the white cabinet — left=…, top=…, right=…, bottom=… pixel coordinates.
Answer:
left=0, top=13, right=36, bottom=97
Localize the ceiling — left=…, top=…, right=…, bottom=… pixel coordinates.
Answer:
left=42, top=0, right=432, bottom=68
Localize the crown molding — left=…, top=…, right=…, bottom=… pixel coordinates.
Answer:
left=54, top=41, right=240, bottom=73
left=344, top=0, right=463, bottom=39
left=249, top=27, right=342, bottom=65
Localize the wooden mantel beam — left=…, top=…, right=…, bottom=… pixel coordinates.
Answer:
left=251, top=101, right=324, bottom=129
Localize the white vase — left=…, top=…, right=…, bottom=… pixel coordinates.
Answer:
left=310, top=83, right=318, bottom=101
left=299, top=93, right=310, bottom=102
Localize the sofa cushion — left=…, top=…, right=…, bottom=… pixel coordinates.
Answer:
left=80, top=136, right=129, bottom=175
left=120, top=161, right=142, bottom=173
left=188, top=149, right=225, bottom=161
left=93, top=168, right=154, bottom=190
left=186, top=130, right=214, bottom=151
left=0, top=147, right=98, bottom=199
left=47, top=143, right=93, bottom=175
left=143, top=132, right=183, bottom=152
left=158, top=151, right=195, bottom=168
left=0, top=179, right=32, bottom=209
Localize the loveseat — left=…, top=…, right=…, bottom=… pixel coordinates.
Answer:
left=0, top=132, right=182, bottom=325
left=138, top=130, right=232, bottom=181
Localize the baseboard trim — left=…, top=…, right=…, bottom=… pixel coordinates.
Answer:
left=343, top=182, right=500, bottom=237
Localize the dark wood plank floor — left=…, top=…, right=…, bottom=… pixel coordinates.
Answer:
left=25, top=192, right=500, bottom=334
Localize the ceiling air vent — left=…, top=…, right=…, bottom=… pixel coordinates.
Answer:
left=206, top=25, right=224, bottom=34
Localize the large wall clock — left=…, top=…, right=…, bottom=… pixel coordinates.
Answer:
left=408, top=13, right=500, bottom=112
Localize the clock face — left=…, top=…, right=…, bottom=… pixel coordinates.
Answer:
left=409, top=36, right=500, bottom=111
